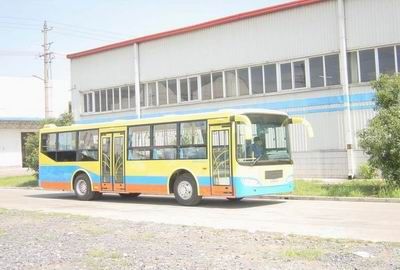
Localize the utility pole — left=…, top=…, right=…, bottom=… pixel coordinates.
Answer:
left=39, top=21, right=54, bottom=119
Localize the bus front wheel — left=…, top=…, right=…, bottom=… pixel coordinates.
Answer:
left=73, top=173, right=98, bottom=201
left=173, top=173, right=202, bottom=206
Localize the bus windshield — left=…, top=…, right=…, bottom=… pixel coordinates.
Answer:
left=236, top=114, right=291, bottom=165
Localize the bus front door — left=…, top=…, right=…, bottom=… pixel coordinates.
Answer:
left=210, top=125, right=233, bottom=196
left=100, top=132, right=126, bottom=192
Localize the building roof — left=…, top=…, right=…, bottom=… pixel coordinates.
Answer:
left=66, top=0, right=322, bottom=59
left=0, top=119, right=42, bottom=130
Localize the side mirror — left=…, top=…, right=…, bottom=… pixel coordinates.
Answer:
left=287, top=117, right=314, bottom=138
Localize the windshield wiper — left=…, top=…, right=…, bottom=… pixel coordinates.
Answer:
left=250, top=154, right=264, bottom=166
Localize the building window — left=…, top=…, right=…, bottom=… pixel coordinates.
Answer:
left=224, top=70, right=236, bottom=97
left=189, top=77, right=198, bottom=101
left=153, top=123, right=177, bottom=160
left=201, top=74, right=212, bottom=100
left=167, top=80, right=177, bottom=104
left=264, top=64, right=277, bottom=93
left=359, top=49, right=376, bottom=82
left=158, top=81, right=167, bottom=105
left=121, top=86, right=129, bottom=109
left=148, top=82, right=157, bottom=106
left=78, top=129, right=98, bottom=161
left=310, top=56, right=324, bottom=88
left=129, top=85, right=135, bottom=108
left=251, top=66, right=263, bottom=94
left=140, top=84, right=146, bottom=107
left=179, top=121, right=207, bottom=159
left=87, top=93, right=93, bottom=112
left=180, top=79, right=188, bottom=102
left=94, top=91, right=100, bottom=112
left=325, top=54, right=340, bottom=86
left=397, top=46, right=400, bottom=72
left=378, top=46, right=396, bottom=75
left=128, top=125, right=151, bottom=160
left=107, top=89, right=113, bottom=111
left=100, top=90, right=107, bottom=112
left=237, top=68, right=249, bottom=96
left=293, top=60, right=306, bottom=88
left=280, top=63, right=292, bottom=90
left=83, top=94, right=88, bottom=113
left=113, top=88, right=120, bottom=110
left=347, top=51, right=359, bottom=84
left=212, top=72, right=223, bottom=99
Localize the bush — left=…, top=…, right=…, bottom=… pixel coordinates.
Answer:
left=24, top=113, right=74, bottom=174
left=358, top=163, right=378, bottom=179
left=358, top=75, right=400, bottom=187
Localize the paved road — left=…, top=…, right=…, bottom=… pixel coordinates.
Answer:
left=0, top=188, right=399, bottom=242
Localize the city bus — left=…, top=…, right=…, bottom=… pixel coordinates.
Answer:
left=39, top=109, right=313, bottom=206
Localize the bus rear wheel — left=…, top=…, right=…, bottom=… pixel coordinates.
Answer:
left=74, top=173, right=99, bottom=201
left=173, top=173, right=202, bottom=206
left=119, top=193, right=141, bottom=198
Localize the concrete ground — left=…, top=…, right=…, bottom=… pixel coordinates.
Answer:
left=0, top=188, right=399, bottom=243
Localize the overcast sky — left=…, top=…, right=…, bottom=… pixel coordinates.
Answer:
left=0, top=0, right=289, bottom=81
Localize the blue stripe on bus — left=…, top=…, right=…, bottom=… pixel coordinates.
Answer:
left=39, top=165, right=212, bottom=187
left=39, top=165, right=100, bottom=183
left=76, top=92, right=376, bottom=124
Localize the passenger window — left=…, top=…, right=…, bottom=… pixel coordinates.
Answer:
left=153, top=123, right=177, bottom=160
left=78, top=130, right=99, bottom=161
left=57, top=132, right=77, bottom=162
left=128, top=125, right=151, bottom=160
left=179, top=121, right=207, bottom=159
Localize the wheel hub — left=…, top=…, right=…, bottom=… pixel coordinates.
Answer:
left=177, top=180, right=192, bottom=200
left=76, top=179, right=88, bottom=196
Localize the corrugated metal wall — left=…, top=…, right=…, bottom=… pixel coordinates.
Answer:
left=139, top=0, right=339, bottom=82
left=345, top=0, right=400, bottom=50
left=70, top=46, right=135, bottom=91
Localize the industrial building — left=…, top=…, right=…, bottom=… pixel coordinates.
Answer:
left=67, top=0, right=400, bottom=178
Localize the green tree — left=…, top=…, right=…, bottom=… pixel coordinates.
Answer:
left=358, top=75, right=400, bottom=187
left=24, top=113, right=74, bottom=175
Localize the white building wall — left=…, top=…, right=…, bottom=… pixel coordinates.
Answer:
left=0, top=129, right=35, bottom=168
left=139, top=0, right=339, bottom=81
left=345, top=0, right=400, bottom=49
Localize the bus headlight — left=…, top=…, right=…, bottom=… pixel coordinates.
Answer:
left=241, top=178, right=260, bottom=186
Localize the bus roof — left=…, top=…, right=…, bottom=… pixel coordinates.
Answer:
left=40, top=109, right=288, bottom=133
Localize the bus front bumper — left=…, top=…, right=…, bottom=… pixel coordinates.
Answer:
left=233, top=176, right=294, bottom=198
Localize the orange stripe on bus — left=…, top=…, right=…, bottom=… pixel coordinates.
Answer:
left=41, top=182, right=71, bottom=191
left=125, top=184, right=168, bottom=195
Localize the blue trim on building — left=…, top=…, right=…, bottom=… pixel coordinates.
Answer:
left=77, top=92, right=376, bottom=124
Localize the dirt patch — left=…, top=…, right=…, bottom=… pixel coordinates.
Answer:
left=0, top=209, right=399, bottom=270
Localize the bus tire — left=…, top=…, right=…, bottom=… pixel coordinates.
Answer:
left=73, top=173, right=96, bottom=201
left=173, top=173, right=202, bottom=206
left=119, top=193, right=141, bottom=198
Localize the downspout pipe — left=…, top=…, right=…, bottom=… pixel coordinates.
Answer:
left=133, top=43, right=141, bottom=119
left=337, top=0, right=355, bottom=179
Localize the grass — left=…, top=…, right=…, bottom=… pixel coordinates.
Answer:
left=0, top=175, right=37, bottom=187
left=281, top=248, right=324, bottom=261
left=293, top=179, right=400, bottom=198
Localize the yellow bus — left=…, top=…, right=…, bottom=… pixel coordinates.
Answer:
left=39, top=109, right=312, bottom=206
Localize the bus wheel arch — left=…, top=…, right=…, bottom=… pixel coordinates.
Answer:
left=169, top=169, right=202, bottom=206
left=72, top=170, right=101, bottom=200
left=168, top=169, right=198, bottom=194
